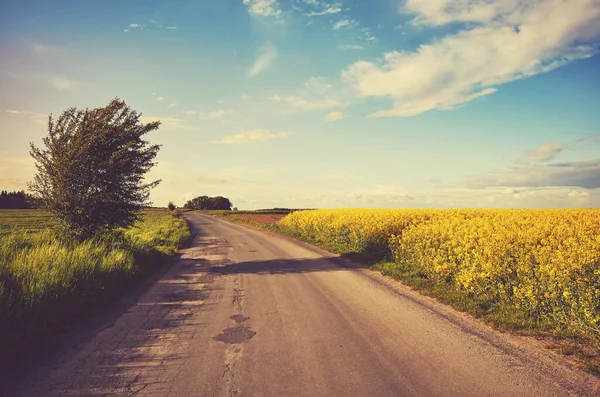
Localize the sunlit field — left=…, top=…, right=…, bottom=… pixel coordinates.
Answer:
left=0, top=209, right=190, bottom=354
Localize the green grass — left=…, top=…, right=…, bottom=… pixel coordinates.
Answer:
left=0, top=209, right=56, bottom=236
left=0, top=209, right=190, bottom=356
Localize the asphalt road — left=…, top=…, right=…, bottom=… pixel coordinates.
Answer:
left=7, top=213, right=600, bottom=396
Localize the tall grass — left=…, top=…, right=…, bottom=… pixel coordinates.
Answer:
left=0, top=210, right=190, bottom=355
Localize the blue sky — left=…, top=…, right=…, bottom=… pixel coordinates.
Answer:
left=1, top=0, right=599, bottom=209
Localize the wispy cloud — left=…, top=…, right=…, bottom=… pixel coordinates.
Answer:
left=139, top=116, right=182, bottom=129
left=324, top=111, right=346, bottom=121
left=519, top=142, right=565, bottom=164
left=125, top=21, right=177, bottom=33
left=181, top=110, right=197, bottom=115
left=269, top=76, right=347, bottom=111
left=50, top=75, right=75, bottom=90
left=31, top=43, right=56, bottom=53
left=333, top=19, right=351, bottom=30
left=343, top=0, right=600, bottom=117
left=243, top=0, right=281, bottom=18
left=249, top=42, right=277, bottom=77
left=338, top=44, right=364, bottom=50
left=124, top=23, right=145, bottom=33
left=304, top=76, right=332, bottom=93
left=269, top=95, right=345, bottom=111
left=168, top=103, right=178, bottom=108
left=4, top=109, right=47, bottom=124
left=200, top=109, right=234, bottom=120
left=306, top=6, right=342, bottom=16
left=213, top=129, right=289, bottom=144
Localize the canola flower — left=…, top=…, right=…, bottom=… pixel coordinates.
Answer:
left=280, top=209, right=600, bottom=340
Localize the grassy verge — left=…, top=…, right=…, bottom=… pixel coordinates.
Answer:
left=0, top=210, right=190, bottom=357
left=372, top=261, right=600, bottom=375
left=219, top=212, right=600, bottom=375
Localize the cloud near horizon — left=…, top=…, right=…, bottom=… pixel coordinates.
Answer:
left=466, top=159, right=600, bottom=190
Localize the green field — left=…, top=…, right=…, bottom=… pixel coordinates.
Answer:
left=0, top=208, right=190, bottom=356
left=0, top=209, right=56, bottom=235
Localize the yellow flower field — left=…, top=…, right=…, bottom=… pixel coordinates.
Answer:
left=280, top=209, right=600, bottom=342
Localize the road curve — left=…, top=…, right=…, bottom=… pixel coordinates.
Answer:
left=7, top=213, right=600, bottom=396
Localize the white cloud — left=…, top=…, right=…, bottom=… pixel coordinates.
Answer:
left=213, top=129, right=289, bottom=144
left=520, top=141, right=565, bottom=164
left=168, top=103, right=178, bottom=108
left=343, top=0, right=600, bottom=117
left=306, top=6, right=342, bottom=16
left=243, top=0, right=281, bottom=17
left=156, top=96, right=165, bottom=102
left=181, top=110, right=197, bottom=115
left=139, top=116, right=182, bottom=129
left=249, top=42, right=277, bottom=77
left=166, top=26, right=177, bottom=30
left=333, top=19, right=351, bottom=29
left=269, top=95, right=345, bottom=111
left=200, top=109, right=234, bottom=120
left=568, top=190, right=590, bottom=198
left=324, top=111, right=346, bottom=121
left=50, top=75, right=75, bottom=90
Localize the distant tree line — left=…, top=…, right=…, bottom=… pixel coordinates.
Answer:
left=184, top=196, right=232, bottom=211
left=0, top=190, right=39, bottom=209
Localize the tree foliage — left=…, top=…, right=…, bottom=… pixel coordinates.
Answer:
left=29, top=98, right=161, bottom=239
left=183, top=196, right=232, bottom=211
left=167, top=201, right=176, bottom=211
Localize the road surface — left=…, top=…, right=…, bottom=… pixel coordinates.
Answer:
left=6, top=213, right=600, bottom=396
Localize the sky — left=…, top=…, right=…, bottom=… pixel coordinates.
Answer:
left=1, top=0, right=599, bottom=209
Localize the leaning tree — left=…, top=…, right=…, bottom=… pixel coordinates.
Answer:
left=29, top=98, right=161, bottom=240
